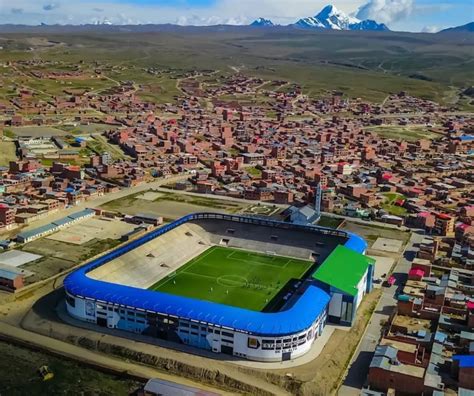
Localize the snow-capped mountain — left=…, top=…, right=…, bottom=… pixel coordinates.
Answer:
left=349, top=19, right=389, bottom=31
left=92, top=18, right=113, bottom=26
left=250, top=18, right=275, bottom=27
left=295, top=5, right=389, bottom=31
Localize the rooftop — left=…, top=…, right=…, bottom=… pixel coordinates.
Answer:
left=312, top=245, right=374, bottom=296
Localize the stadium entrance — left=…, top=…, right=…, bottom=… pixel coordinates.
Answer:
left=221, top=345, right=233, bottom=356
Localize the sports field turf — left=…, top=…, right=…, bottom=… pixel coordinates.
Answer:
left=150, top=246, right=313, bottom=311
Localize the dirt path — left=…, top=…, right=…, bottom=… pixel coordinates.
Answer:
left=0, top=320, right=233, bottom=395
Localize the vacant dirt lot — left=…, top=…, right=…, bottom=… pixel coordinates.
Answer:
left=20, top=237, right=120, bottom=284
left=11, top=126, right=69, bottom=137
left=341, top=221, right=410, bottom=249
left=101, top=191, right=246, bottom=220
left=47, top=217, right=135, bottom=245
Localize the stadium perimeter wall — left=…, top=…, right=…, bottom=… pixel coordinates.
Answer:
left=64, top=213, right=367, bottom=362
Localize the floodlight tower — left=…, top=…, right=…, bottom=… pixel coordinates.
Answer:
left=314, top=182, right=322, bottom=221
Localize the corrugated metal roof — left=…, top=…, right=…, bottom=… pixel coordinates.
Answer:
left=0, top=268, right=21, bottom=280
left=53, top=217, right=74, bottom=227
left=68, top=208, right=95, bottom=219
left=17, top=223, right=57, bottom=240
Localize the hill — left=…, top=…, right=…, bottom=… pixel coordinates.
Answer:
left=0, top=26, right=472, bottom=106
left=439, top=22, right=474, bottom=33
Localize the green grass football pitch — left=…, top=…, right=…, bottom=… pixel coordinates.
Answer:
left=149, top=246, right=314, bottom=311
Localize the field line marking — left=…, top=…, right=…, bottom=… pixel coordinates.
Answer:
left=181, top=246, right=215, bottom=275
left=156, top=246, right=215, bottom=289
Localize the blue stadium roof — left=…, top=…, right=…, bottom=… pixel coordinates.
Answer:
left=345, top=232, right=368, bottom=253
left=64, top=212, right=365, bottom=336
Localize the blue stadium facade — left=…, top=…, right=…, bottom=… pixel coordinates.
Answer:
left=64, top=212, right=368, bottom=362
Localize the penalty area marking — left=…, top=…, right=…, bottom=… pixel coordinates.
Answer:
left=217, top=275, right=249, bottom=288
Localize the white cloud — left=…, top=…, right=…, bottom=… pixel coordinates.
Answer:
left=421, top=25, right=439, bottom=33
left=0, top=0, right=367, bottom=26
left=356, top=0, right=413, bottom=24
left=0, top=0, right=457, bottom=32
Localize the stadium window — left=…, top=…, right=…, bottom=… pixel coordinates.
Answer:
left=179, top=329, right=189, bottom=334
left=247, top=338, right=259, bottom=349
left=283, top=338, right=291, bottom=343
left=190, top=331, right=198, bottom=336
left=191, top=324, right=199, bottom=329
left=180, top=322, right=189, bottom=327
left=222, top=331, right=234, bottom=338
left=200, top=326, right=207, bottom=332
left=298, top=334, right=306, bottom=340
left=214, top=330, right=221, bottom=335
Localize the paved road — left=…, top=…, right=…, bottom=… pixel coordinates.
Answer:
left=338, top=232, right=424, bottom=395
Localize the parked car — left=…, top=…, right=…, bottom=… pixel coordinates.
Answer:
left=384, top=276, right=396, bottom=287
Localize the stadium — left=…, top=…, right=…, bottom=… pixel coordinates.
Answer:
left=64, top=212, right=373, bottom=362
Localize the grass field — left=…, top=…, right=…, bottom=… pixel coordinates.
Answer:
left=0, top=341, right=141, bottom=396
left=0, top=141, right=17, bottom=166
left=364, top=125, right=440, bottom=141
left=381, top=192, right=408, bottom=216
left=150, top=246, right=313, bottom=311
left=1, top=29, right=472, bottom=106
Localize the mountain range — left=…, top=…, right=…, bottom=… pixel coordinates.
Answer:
left=250, top=18, right=275, bottom=27
left=439, top=22, right=474, bottom=33
left=251, top=5, right=389, bottom=31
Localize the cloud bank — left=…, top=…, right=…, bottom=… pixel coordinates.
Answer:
left=0, top=0, right=467, bottom=32
left=356, top=0, right=413, bottom=24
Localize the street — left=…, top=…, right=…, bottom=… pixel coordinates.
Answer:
left=338, top=232, right=424, bottom=395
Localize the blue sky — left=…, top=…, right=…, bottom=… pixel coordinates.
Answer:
left=0, top=0, right=472, bottom=32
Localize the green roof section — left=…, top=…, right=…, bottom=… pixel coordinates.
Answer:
left=312, top=245, right=375, bottom=296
